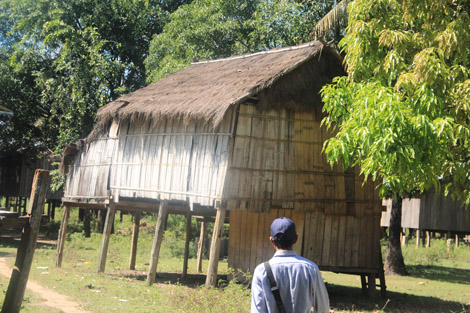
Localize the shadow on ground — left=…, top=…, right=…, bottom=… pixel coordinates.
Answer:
left=0, top=234, right=56, bottom=250
left=328, top=283, right=469, bottom=313
left=112, top=270, right=228, bottom=288
left=407, top=264, right=470, bottom=285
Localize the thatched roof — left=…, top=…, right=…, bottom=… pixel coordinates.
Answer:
left=96, top=41, right=343, bottom=131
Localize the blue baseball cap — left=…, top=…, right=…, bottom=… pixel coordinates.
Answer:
left=270, top=217, right=296, bottom=240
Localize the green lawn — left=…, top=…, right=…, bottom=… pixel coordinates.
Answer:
left=1, top=208, right=469, bottom=312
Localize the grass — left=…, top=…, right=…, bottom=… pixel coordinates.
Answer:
left=1, top=207, right=470, bottom=312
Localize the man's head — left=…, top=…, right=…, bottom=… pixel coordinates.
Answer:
left=270, top=217, right=298, bottom=250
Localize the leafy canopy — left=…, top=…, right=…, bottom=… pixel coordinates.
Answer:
left=146, top=0, right=334, bottom=83
left=321, top=0, right=470, bottom=202
left=0, top=0, right=189, bottom=156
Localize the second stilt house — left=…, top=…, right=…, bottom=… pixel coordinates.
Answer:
left=59, top=41, right=385, bottom=292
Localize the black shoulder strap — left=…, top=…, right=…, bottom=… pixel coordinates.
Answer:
left=263, top=261, right=286, bottom=313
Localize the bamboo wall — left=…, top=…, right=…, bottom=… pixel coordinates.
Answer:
left=227, top=104, right=383, bottom=274
left=224, top=104, right=381, bottom=213
left=65, top=108, right=235, bottom=207
left=229, top=209, right=381, bottom=274
left=381, top=193, right=470, bottom=232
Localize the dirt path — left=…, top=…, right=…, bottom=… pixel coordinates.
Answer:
left=0, top=255, right=91, bottom=313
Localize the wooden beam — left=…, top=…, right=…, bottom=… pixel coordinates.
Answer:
left=56, top=206, right=70, bottom=267
left=147, top=201, right=168, bottom=285
left=182, top=212, right=192, bottom=280
left=98, top=204, right=116, bottom=273
left=129, top=212, right=141, bottom=270
left=205, top=206, right=226, bottom=288
left=196, top=219, right=208, bottom=273
left=2, top=169, right=49, bottom=313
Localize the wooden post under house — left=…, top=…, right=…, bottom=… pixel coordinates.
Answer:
left=205, top=206, right=226, bottom=288
left=147, top=201, right=168, bottom=285
left=182, top=212, right=192, bottom=280
left=56, top=205, right=70, bottom=267
left=196, top=218, right=208, bottom=273
left=98, top=204, right=116, bottom=273
left=129, top=212, right=141, bottom=270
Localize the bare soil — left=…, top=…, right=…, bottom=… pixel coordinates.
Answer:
left=0, top=253, right=91, bottom=313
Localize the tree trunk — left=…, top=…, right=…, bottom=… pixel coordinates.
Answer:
left=385, top=196, right=409, bottom=276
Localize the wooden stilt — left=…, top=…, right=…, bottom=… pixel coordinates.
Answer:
left=56, top=205, right=71, bottom=267
left=416, top=229, right=421, bottom=247
left=182, top=212, right=192, bottom=280
left=196, top=218, right=207, bottom=273
left=147, top=201, right=168, bottom=285
left=51, top=201, right=56, bottom=220
left=5, top=196, right=10, bottom=211
left=367, top=273, right=376, bottom=299
left=360, top=274, right=367, bottom=296
left=129, top=212, right=141, bottom=270
left=378, top=269, right=387, bottom=299
left=2, top=170, right=49, bottom=313
left=401, top=228, right=407, bottom=246
left=83, top=209, right=91, bottom=237
left=455, top=234, right=459, bottom=247
left=205, top=206, right=226, bottom=288
left=425, top=231, right=431, bottom=248
left=98, top=204, right=116, bottom=273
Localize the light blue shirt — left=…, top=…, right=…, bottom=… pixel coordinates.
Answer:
left=251, top=250, right=330, bottom=313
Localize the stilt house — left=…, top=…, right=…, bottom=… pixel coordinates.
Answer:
left=0, top=153, right=62, bottom=215
left=381, top=191, right=470, bottom=238
left=59, top=41, right=385, bottom=292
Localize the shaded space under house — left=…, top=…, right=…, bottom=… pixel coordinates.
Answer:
left=59, top=41, right=386, bottom=296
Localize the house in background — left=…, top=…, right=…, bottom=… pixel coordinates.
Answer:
left=59, top=41, right=386, bottom=296
left=381, top=191, right=470, bottom=246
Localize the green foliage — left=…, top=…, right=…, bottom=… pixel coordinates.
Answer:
left=0, top=0, right=188, bottom=156
left=146, top=0, right=334, bottom=82
left=321, top=0, right=470, bottom=202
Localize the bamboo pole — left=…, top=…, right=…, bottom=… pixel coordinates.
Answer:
left=98, top=204, right=116, bottom=273
left=196, top=219, right=207, bottom=273
left=182, top=212, right=192, bottom=280
left=147, top=201, right=168, bottom=285
left=205, top=206, right=226, bottom=288
left=129, top=212, right=141, bottom=270
left=2, top=170, right=49, bottom=313
left=56, top=205, right=71, bottom=267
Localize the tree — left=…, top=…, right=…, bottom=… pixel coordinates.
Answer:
left=321, top=0, right=469, bottom=275
left=145, top=0, right=335, bottom=83
left=0, top=0, right=190, bottom=155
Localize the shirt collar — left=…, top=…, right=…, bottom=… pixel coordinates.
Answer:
left=273, top=250, right=297, bottom=257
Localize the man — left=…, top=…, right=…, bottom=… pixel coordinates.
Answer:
left=251, top=217, right=330, bottom=313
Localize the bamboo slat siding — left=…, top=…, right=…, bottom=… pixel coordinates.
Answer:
left=228, top=209, right=382, bottom=274
left=223, top=105, right=295, bottom=211
left=381, top=193, right=470, bottom=232
left=224, top=104, right=382, bottom=213
left=65, top=108, right=235, bottom=207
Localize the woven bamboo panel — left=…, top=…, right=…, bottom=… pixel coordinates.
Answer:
left=228, top=209, right=383, bottom=274
left=65, top=108, right=235, bottom=207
